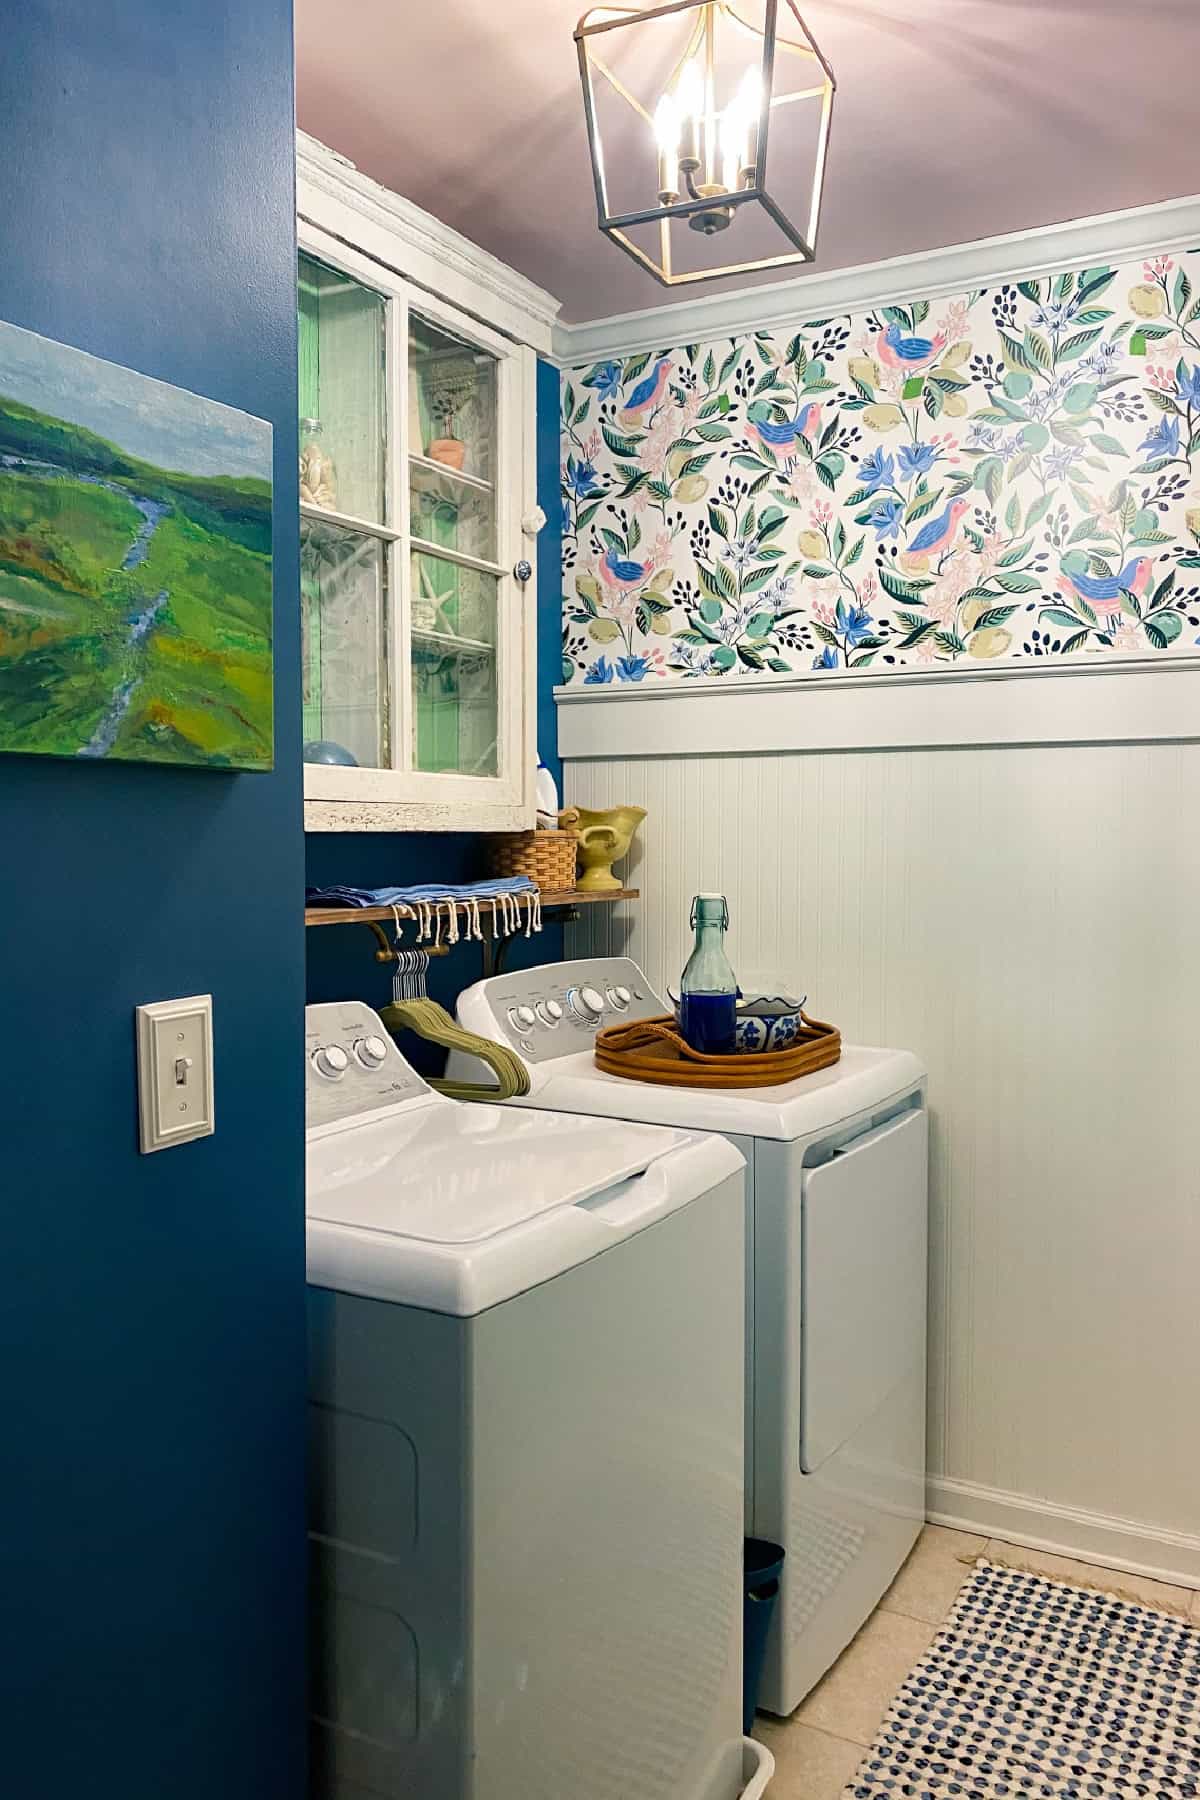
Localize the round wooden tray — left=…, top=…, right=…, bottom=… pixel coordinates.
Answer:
left=594, top=1012, right=841, bottom=1089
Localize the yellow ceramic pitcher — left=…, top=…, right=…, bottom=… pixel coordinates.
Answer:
left=575, top=805, right=647, bottom=893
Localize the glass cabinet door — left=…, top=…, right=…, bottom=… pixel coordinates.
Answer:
left=298, top=227, right=530, bottom=827
left=299, top=250, right=392, bottom=770
left=407, top=311, right=504, bottom=780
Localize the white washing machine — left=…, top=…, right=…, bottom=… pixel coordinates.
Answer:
left=305, top=1001, right=772, bottom=1800
left=452, top=959, right=928, bottom=1717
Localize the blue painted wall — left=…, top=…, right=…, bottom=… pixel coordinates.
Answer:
left=0, top=7, right=305, bottom=1797
left=305, top=356, right=565, bottom=1055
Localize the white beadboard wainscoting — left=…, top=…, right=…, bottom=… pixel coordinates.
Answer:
left=565, top=740, right=1200, bottom=1583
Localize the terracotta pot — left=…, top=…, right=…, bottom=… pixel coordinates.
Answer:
left=428, top=437, right=466, bottom=471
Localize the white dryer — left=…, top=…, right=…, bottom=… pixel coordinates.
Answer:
left=305, top=1001, right=771, bottom=1800
left=452, top=959, right=928, bottom=1717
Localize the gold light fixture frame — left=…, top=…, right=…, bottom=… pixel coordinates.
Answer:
left=575, top=0, right=836, bottom=286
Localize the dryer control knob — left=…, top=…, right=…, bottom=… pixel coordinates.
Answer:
left=313, top=1044, right=349, bottom=1080
left=355, top=1035, right=388, bottom=1068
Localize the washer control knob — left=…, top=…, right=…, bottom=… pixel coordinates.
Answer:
left=579, top=984, right=605, bottom=1017
left=538, top=999, right=564, bottom=1025
left=515, top=1005, right=536, bottom=1029
left=313, top=1044, right=349, bottom=1080
left=607, top=985, right=632, bottom=1009
left=355, top=1034, right=388, bottom=1068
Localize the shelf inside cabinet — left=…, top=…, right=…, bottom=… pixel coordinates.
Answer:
left=301, top=500, right=397, bottom=541
left=409, top=453, right=494, bottom=502
left=412, top=627, right=495, bottom=659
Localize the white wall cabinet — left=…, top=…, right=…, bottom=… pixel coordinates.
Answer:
left=297, top=134, right=558, bottom=832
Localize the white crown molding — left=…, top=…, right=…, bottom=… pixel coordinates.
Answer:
left=552, top=192, right=1200, bottom=365
left=555, top=657, right=1200, bottom=760
left=297, top=131, right=562, bottom=355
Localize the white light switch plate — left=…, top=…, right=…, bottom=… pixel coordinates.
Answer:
left=136, top=995, right=215, bottom=1153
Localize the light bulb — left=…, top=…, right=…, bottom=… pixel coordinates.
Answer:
left=677, top=59, right=704, bottom=121
left=735, top=66, right=760, bottom=117
left=654, top=92, right=679, bottom=153
left=674, top=58, right=703, bottom=170
left=719, top=108, right=740, bottom=193
left=654, top=93, right=680, bottom=199
left=730, top=66, right=760, bottom=179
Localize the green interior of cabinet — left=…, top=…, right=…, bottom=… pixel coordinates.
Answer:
left=298, top=257, right=324, bottom=743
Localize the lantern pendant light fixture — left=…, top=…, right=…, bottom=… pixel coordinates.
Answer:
left=575, top=1, right=836, bottom=287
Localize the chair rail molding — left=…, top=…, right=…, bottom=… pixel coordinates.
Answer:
left=297, top=131, right=562, bottom=354
left=555, top=657, right=1200, bottom=760
left=552, top=192, right=1200, bottom=364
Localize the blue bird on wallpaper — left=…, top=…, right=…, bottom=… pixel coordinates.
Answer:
left=875, top=321, right=948, bottom=371
left=746, top=398, right=822, bottom=451
left=622, top=357, right=673, bottom=417
left=906, top=496, right=969, bottom=557
left=1060, top=555, right=1153, bottom=616
left=601, top=546, right=657, bottom=593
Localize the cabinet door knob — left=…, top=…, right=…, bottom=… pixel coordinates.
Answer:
left=513, top=559, right=533, bottom=583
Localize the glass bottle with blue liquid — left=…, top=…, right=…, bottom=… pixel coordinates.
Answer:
left=679, top=893, right=738, bottom=1056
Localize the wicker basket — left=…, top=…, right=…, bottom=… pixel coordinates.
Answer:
left=489, top=825, right=579, bottom=892
left=594, top=1011, right=841, bottom=1089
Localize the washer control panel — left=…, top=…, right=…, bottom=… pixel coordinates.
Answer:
left=466, top=957, right=665, bottom=1063
left=305, top=1002, right=431, bottom=1130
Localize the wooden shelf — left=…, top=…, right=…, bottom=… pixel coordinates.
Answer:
left=305, top=888, right=637, bottom=927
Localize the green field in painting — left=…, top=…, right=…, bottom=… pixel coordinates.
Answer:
left=0, top=393, right=272, bottom=769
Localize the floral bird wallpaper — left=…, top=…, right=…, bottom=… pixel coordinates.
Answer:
left=560, top=250, right=1200, bottom=684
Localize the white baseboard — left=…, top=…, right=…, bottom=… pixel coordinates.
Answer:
left=927, top=1475, right=1200, bottom=1589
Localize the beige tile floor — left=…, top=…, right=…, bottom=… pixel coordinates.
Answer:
left=751, top=1524, right=1200, bottom=1799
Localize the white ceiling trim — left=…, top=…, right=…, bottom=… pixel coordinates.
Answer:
left=552, top=192, right=1200, bottom=365
left=297, top=132, right=562, bottom=354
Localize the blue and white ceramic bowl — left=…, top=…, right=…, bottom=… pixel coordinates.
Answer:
left=666, top=987, right=807, bottom=1053
left=734, top=993, right=807, bottom=1053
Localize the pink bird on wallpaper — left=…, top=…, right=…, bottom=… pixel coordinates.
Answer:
left=875, top=322, right=947, bottom=372
left=906, top=497, right=969, bottom=558
left=1060, top=555, right=1153, bottom=615
left=621, top=357, right=672, bottom=418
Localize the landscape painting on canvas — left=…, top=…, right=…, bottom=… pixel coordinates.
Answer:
left=0, top=319, right=273, bottom=769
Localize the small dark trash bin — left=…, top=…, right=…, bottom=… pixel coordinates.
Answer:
left=743, top=1538, right=786, bottom=1732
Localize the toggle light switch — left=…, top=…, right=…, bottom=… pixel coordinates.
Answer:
left=136, top=995, right=215, bottom=1153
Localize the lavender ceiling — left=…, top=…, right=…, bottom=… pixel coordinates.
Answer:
left=295, top=0, right=1199, bottom=325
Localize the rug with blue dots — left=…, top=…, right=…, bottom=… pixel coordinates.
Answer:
left=846, top=1559, right=1200, bottom=1798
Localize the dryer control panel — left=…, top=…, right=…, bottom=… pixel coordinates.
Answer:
left=305, top=1002, right=432, bottom=1131
left=460, top=957, right=665, bottom=1063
